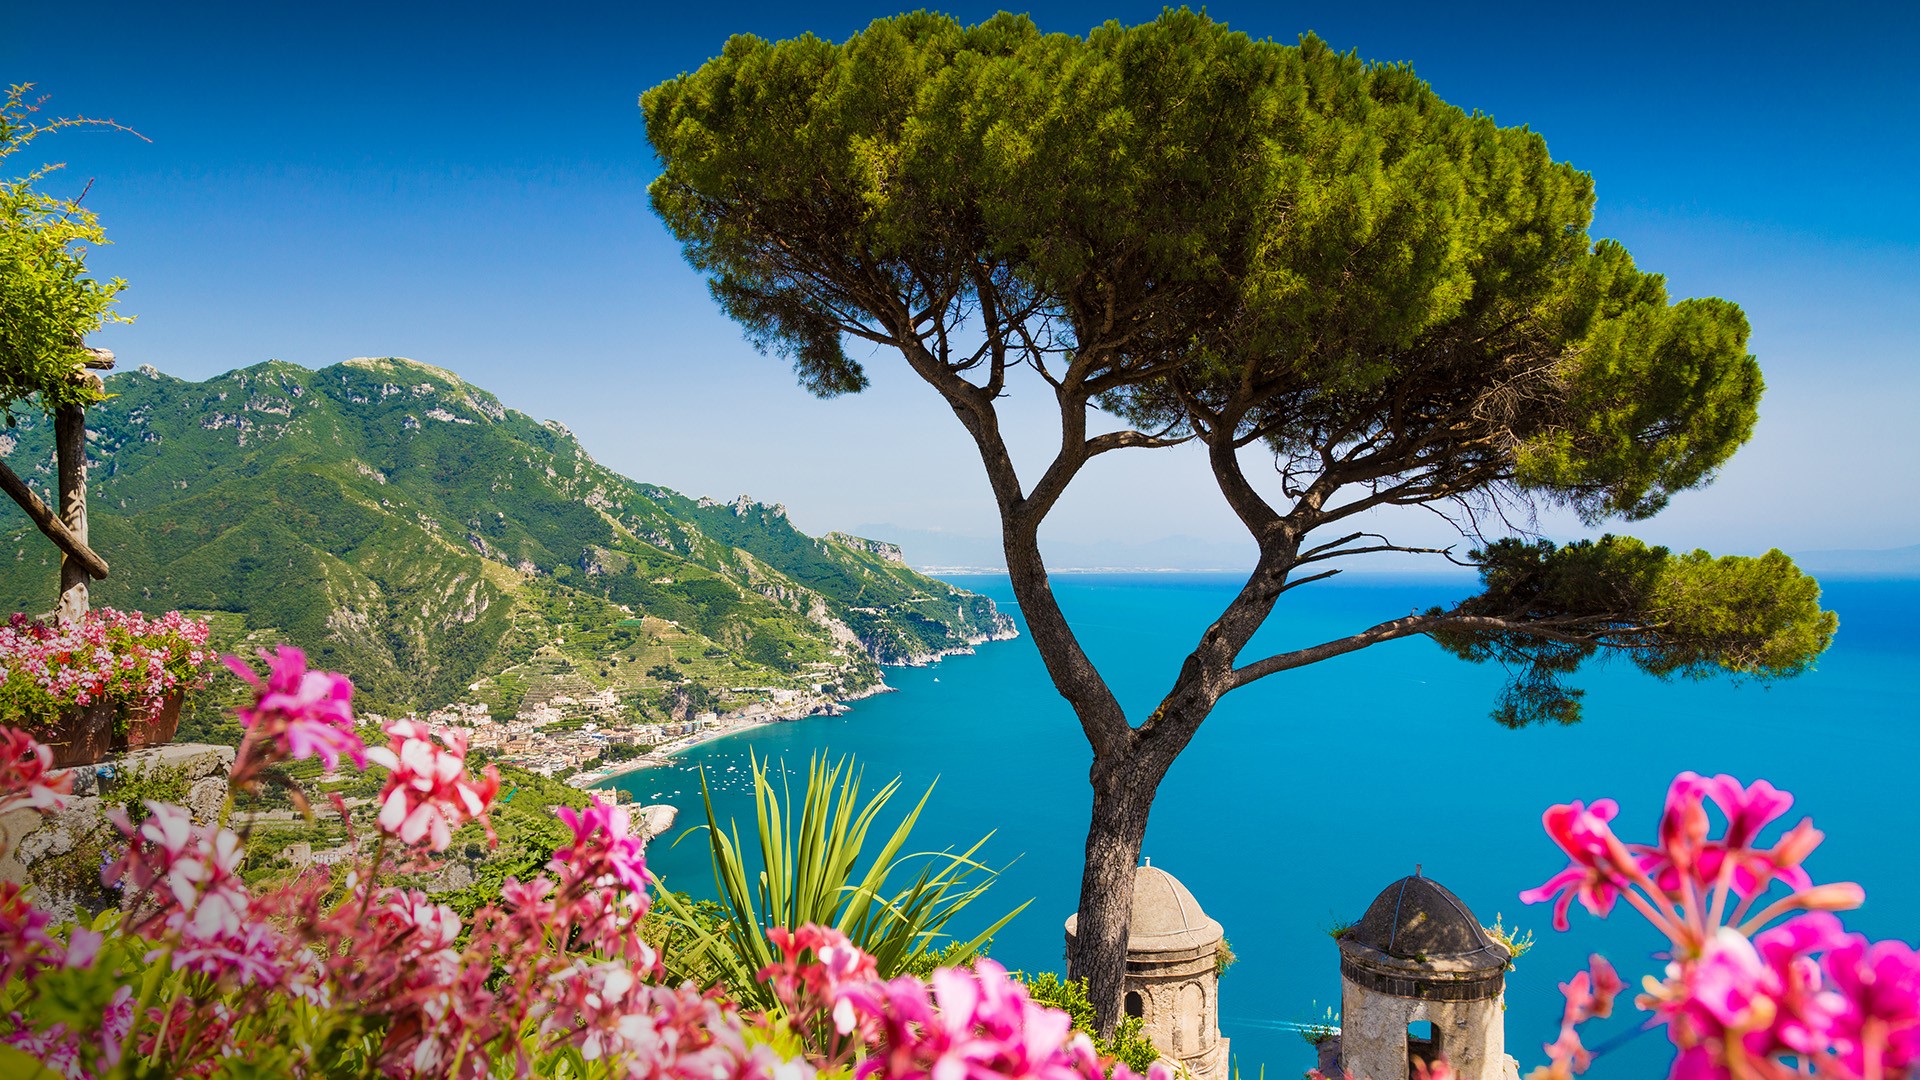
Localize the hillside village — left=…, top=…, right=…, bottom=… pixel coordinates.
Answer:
left=407, top=678, right=857, bottom=790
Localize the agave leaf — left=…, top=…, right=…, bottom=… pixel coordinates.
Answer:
left=655, top=751, right=1025, bottom=1007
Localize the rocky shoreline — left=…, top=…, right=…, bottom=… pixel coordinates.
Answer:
left=575, top=625, right=1018, bottom=789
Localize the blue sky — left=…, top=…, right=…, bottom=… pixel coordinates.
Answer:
left=6, top=0, right=1916, bottom=567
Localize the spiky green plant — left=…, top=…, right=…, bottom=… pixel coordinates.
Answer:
left=653, top=752, right=1028, bottom=1008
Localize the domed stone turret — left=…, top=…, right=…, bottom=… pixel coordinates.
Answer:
left=1066, top=861, right=1228, bottom=1080
left=1331, top=870, right=1517, bottom=1080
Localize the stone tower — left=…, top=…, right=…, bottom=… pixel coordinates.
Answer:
left=1331, top=871, right=1518, bottom=1080
left=1065, top=861, right=1229, bottom=1080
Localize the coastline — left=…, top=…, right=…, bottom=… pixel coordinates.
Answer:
left=574, top=627, right=1017, bottom=790
left=570, top=675, right=900, bottom=789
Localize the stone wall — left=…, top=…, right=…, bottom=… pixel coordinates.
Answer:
left=0, top=743, right=233, bottom=922
left=1336, top=974, right=1518, bottom=1080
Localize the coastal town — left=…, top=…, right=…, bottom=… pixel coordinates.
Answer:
left=407, top=682, right=864, bottom=796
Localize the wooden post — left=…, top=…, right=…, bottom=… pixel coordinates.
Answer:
left=52, top=349, right=112, bottom=623
left=54, top=402, right=90, bottom=623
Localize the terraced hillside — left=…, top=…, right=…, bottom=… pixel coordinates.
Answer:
left=0, top=357, right=1013, bottom=713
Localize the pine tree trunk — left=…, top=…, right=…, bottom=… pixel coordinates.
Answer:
left=1068, top=753, right=1162, bottom=1037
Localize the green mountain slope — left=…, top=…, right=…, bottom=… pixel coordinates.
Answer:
left=0, top=357, right=1013, bottom=713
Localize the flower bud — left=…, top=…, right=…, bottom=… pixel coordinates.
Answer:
left=1793, top=882, right=1865, bottom=912
left=1770, top=819, right=1824, bottom=868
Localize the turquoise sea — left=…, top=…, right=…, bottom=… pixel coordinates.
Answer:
left=617, top=574, right=1920, bottom=1078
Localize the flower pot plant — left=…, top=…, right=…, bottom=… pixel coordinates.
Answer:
left=0, top=608, right=214, bottom=766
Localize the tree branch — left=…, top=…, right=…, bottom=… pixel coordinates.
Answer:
left=1293, top=532, right=1469, bottom=567
left=0, top=458, right=109, bottom=579
left=1229, top=611, right=1645, bottom=689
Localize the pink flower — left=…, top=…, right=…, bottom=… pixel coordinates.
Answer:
left=1751, top=915, right=1851, bottom=1059
left=1641, top=914, right=1854, bottom=1077
left=1665, top=928, right=1775, bottom=1057
left=1700, top=776, right=1795, bottom=852
left=541, top=798, right=656, bottom=965
left=1521, top=799, right=1634, bottom=931
left=0, top=609, right=211, bottom=721
left=1824, top=933, right=1920, bottom=1078
left=1534, top=775, right=1894, bottom=1080
left=0, top=725, right=73, bottom=817
left=1, top=1018, right=83, bottom=1079
left=224, top=646, right=365, bottom=771
left=62, top=927, right=103, bottom=970
left=762, top=925, right=881, bottom=1034
left=832, top=953, right=1144, bottom=1080
left=168, top=912, right=289, bottom=989
left=1646, top=774, right=1824, bottom=902
left=105, top=802, right=248, bottom=924
left=0, top=881, right=59, bottom=987
left=498, top=874, right=558, bottom=931
left=542, top=960, right=784, bottom=1079
left=98, top=986, right=133, bottom=1072
left=553, top=797, right=651, bottom=897
left=1542, top=952, right=1628, bottom=1074
left=366, top=718, right=499, bottom=852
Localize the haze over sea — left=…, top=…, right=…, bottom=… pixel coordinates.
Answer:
left=618, top=573, right=1919, bottom=1078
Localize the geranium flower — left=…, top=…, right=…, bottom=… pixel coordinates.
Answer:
left=0, top=725, right=72, bottom=817
left=1543, top=951, right=1628, bottom=1074
left=542, top=959, right=786, bottom=1079
left=168, top=912, right=288, bottom=989
left=224, top=645, right=364, bottom=771
left=104, top=801, right=250, bottom=933
left=830, top=951, right=1166, bottom=1080
left=0, top=609, right=211, bottom=721
left=1535, top=774, right=1912, bottom=1080
left=762, top=925, right=882, bottom=1035
left=366, top=718, right=498, bottom=852
left=1824, top=933, right=1920, bottom=1078
left=1521, top=799, right=1634, bottom=931
left=0, top=1017, right=82, bottom=1079
left=1702, top=776, right=1796, bottom=852
left=553, top=797, right=650, bottom=895
left=0, top=881, right=59, bottom=987
left=1751, top=915, right=1851, bottom=1059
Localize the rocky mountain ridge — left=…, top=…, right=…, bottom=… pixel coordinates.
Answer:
left=0, top=357, right=1014, bottom=715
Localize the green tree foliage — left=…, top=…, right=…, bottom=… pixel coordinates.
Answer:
left=0, top=86, right=136, bottom=420
left=1433, top=538, right=1837, bottom=726
left=643, top=9, right=1835, bottom=1030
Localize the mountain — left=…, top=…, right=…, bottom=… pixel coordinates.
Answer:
left=0, top=357, right=1014, bottom=715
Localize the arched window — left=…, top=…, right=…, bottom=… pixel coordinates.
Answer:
left=1124, top=991, right=1145, bottom=1020
left=1178, top=982, right=1205, bottom=1052
left=1407, top=1020, right=1441, bottom=1072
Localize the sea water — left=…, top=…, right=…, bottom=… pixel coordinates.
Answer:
left=618, top=574, right=1920, bottom=1077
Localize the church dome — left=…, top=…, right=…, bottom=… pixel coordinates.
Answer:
left=1065, top=861, right=1223, bottom=955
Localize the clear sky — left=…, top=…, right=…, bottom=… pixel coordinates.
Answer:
left=7, top=0, right=1917, bottom=567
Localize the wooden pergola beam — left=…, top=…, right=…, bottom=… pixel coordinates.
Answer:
left=0, top=457, right=109, bottom=580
